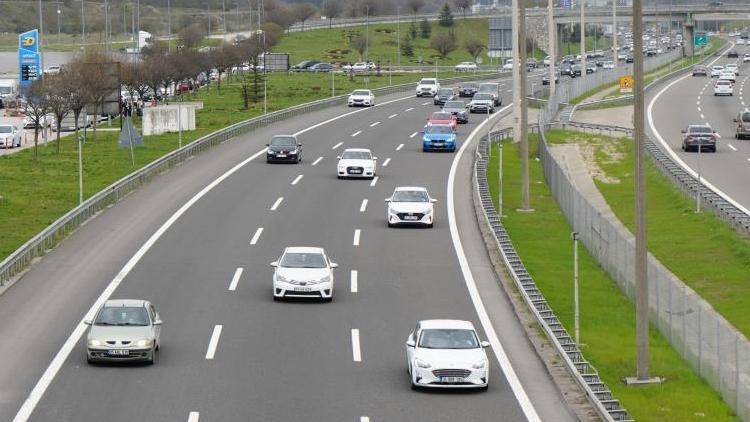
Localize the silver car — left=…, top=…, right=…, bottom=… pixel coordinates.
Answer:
left=85, top=299, right=162, bottom=364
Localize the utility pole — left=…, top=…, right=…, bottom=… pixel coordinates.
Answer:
left=167, top=0, right=172, bottom=51
left=580, top=0, right=586, bottom=79
left=39, top=0, right=44, bottom=72
left=56, top=1, right=61, bottom=44
left=518, top=0, right=530, bottom=211
left=612, top=0, right=618, bottom=69
left=548, top=0, right=556, bottom=100
left=397, top=5, right=401, bottom=67
left=222, top=0, right=227, bottom=35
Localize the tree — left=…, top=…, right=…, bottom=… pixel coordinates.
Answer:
left=178, top=23, right=206, bottom=50
left=438, top=2, right=454, bottom=27
left=60, top=62, right=87, bottom=150
left=409, top=20, right=418, bottom=40
left=23, top=80, right=50, bottom=161
left=419, top=18, right=431, bottom=39
left=406, top=0, right=424, bottom=20
left=213, top=44, right=239, bottom=91
left=322, top=0, right=342, bottom=28
left=260, top=22, right=284, bottom=48
left=266, top=4, right=296, bottom=29
left=453, top=0, right=473, bottom=19
left=401, top=35, right=414, bottom=57
left=76, top=53, right=118, bottom=140
left=430, top=33, right=457, bottom=58
left=292, top=3, right=317, bottom=32
left=44, top=74, right=71, bottom=154
left=351, top=35, right=367, bottom=59
left=464, top=40, right=485, bottom=61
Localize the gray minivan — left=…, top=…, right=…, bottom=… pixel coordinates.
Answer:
left=477, top=83, right=502, bottom=106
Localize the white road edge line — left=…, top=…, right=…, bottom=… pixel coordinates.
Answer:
left=270, top=196, right=284, bottom=211
left=351, top=329, right=362, bottom=362
left=332, top=141, right=343, bottom=149
left=188, top=412, right=200, bottom=422
left=312, top=156, right=323, bottom=166
left=228, top=267, right=244, bottom=291
left=409, top=131, right=418, bottom=138
left=728, top=144, right=737, bottom=151
left=447, top=103, right=541, bottom=422
left=352, top=130, right=362, bottom=137
left=353, top=229, right=361, bottom=246
left=351, top=270, right=358, bottom=293
left=250, top=227, right=264, bottom=245
left=359, top=199, right=368, bottom=212
left=12, top=92, right=419, bottom=422
left=382, top=158, right=391, bottom=167
left=291, top=174, right=304, bottom=185
left=396, top=143, right=404, bottom=151
left=421, top=101, right=431, bottom=106
left=370, top=176, right=379, bottom=187
left=205, top=325, right=223, bottom=360
left=370, top=121, right=381, bottom=127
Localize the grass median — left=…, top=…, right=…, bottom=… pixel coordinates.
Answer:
left=487, top=135, right=737, bottom=421
left=0, top=70, right=479, bottom=262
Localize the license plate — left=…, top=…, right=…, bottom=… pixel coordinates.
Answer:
left=277, top=154, right=286, bottom=158
left=433, top=143, right=444, bottom=146
left=404, top=215, right=419, bottom=221
left=293, top=286, right=312, bottom=292
left=440, top=377, right=464, bottom=383
left=108, top=349, right=129, bottom=356
left=349, top=169, right=363, bottom=174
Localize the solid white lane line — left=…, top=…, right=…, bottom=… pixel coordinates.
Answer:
left=249, top=228, right=264, bottom=245
left=728, top=144, right=737, bottom=151
left=370, top=121, right=381, bottom=127
left=410, top=131, right=418, bottom=138
left=396, top=143, right=404, bottom=151
left=270, top=196, right=284, bottom=211
left=351, top=329, right=362, bottom=362
left=405, top=107, right=414, bottom=111
left=291, top=174, right=303, bottom=185
left=353, top=229, right=361, bottom=246
left=447, top=103, right=541, bottom=422
left=351, top=130, right=362, bottom=137
left=382, top=157, right=391, bottom=167
left=228, top=267, right=244, bottom=291
left=388, top=113, right=398, bottom=119
left=12, top=92, right=422, bottom=422
left=370, top=176, right=379, bottom=187
left=312, top=156, right=323, bottom=166
left=205, top=325, right=223, bottom=360
left=351, top=270, right=358, bottom=293
left=332, top=141, right=343, bottom=149
left=188, top=412, right=200, bottom=422
left=359, top=199, right=368, bottom=212
left=421, top=101, right=431, bottom=106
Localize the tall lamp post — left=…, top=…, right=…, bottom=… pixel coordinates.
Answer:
left=580, top=0, right=586, bottom=80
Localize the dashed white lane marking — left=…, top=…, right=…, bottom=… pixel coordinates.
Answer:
left=205, top=325, right=223, bottom=360
left=228, top=267, right=243, bottom=291
left=728, top=144, right=737, bottom=151
left=351, top=270, right=358, bottom=293
left=359, top=199, right=368, bottom=212
left=188, top=412, right=200, bottom=422
left=743, top=102, right=747, bottom=106
left=410, top=131, right=418, bottom=138
left=360, top=417, right=370, bottom=422
left=370, top=121, right=381, bottom=127
left=388, top=113, right=398, bottom=119
left=396, top=143, right=404, bottom=151
left=351, top=329, right=362, bottom=362
left=353, top=229, right=361, bottom=246
left=405, top=107, right=414, bottom=111
left=332, top=141, right=343, bottom=149
left=351, top=130, right=362, bottom=137
left=700, top=113, right=705, bottom=119
left=382, top=158, right=391, bottom=167
left=697, top=107, right=702, bottom=112
left=370, top=176, right=379, bottom=187
left=312, top=156, right=323, bottom=166
left=421, top=101, right=431, bottom=106
left=697, top=101, right=700, bottom=106
left=291, top=174, right=303, bottom=185
left=270, top=197, right=284, bottom=211
left=747, top=158, right=750, bottom=162
left=250, top=228, right=264, bottom=245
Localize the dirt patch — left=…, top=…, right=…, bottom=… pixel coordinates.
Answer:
left=564, top=132, right=626, bottom=184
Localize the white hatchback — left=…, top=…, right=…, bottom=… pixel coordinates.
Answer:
left=271, top=247, right=338, bottom=301
left=386, top=187, right=436, bottom=228
left=406, top=320, right=490, bottom=390
left=710, top=65, right=724, bottom=77
left=725, top=63, right=739, bottom=76
left=714, top=80, right=734, bottom=96
left=337, top=148, right=377, bottom=179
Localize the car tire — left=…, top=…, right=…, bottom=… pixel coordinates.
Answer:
left=427, top=223, right=434, bottom=228
left=86, top=354, right=94, bottom=365
left=388, top=221, right=394, bottom=228
left=479, top=384, right=489, bottom=392
left=147, top=347, right=156, bottom=365
left=273, top=295, right=282, bottom=302
left=322, top=296, right=333, bottom=303
left=410, top=378, right=421, bottom=391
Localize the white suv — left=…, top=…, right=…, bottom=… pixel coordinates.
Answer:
left=416, top=78, right=440, bottom=97
left=714, top=79, right=733, bottom=96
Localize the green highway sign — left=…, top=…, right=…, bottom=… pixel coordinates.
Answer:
left=694, top=32, right=708, bottom=47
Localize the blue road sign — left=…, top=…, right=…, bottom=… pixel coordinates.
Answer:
left=18, top=29, right=40, bottom=88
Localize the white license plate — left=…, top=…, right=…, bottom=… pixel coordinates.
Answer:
left=108, top=349, right=129, bottom=356
left=404, top=216, right=419, bottom=221
left=277, top=154, right=286, bottom=158
left=349, top=170, right=362, bottom=174
left=440, top=377, right=464, bottom=383
left=293, top=286, right=312, bottom=292
left=433, top=143, right=444, bottom=146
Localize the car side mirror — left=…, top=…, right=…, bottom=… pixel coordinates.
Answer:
left=336, top=156, right=341, bottom=159
left=481, top=341, right=490, bottom=348
left=430, top=199, right=437, bottom=203
left=734, top=118, right=738, bottom=122
left=680, top=129, right=686, bottom=133
left=373, top=157, right=378, bottom=160
left=270, top=261, right=278, bottom=267
left=84, top=320, right=92, bottom=326
left=297, top=144, right=302, bottom=147
left=385, top=198, right=391, bottom=202
left=406, top=339, right=416, bottom=347
left=330, top=263, right=339, bottom=269
left=265, top=143, right=269, bottom=146
left=153, top=320, right=163, bottom=326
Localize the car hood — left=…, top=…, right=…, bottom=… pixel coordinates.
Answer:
left=414, top=347, right=486, bottom=367
left=88, top=325, right=152, bottom=341
left=338, top=159, right=374, bottom=167
left=276, top=266, right=330, bottom=281
left=443, top=108, right=465, bottom=114
left=423, top=133, right=455, bottom=141
left=389, top=202, right=433, bottom=213
left=429, top=119, right=453, bottom=125
left=349, top=95, right=371, bottom=99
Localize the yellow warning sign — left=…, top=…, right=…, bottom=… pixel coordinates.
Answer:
left=620, top=75, right=634, bottom=94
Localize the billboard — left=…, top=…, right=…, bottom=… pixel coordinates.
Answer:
left=18, top=29, right=40, bottom=88
left=489, top=17, right=512, bottom=54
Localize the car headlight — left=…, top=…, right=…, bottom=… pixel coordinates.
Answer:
left=473, top=360, right=487, bottom=369
left=136, top=339, right=153, bottom=347
left=276, top=272, right=289, bottom=282
left=415, top=358, right=432, bottom=369
left=289, top=149, right=298, bottom=155
left=388, top=208, right=398, bottom=216
left=89, top=339, right=104, bottom=347
left=423, top=208, right=433, bottom=215
left=267, top=150, right=276, bottom=155
left=316, top=274, right=332, bottom=284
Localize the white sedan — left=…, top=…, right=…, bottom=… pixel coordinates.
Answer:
left=454, top=62, right=478, bottom=72
left=386, top=186, right=436, bottom=228
left=0, top=124, right=22, bottom=148
left=271, top=247, right=338, bottom=301
left=337, top=148, right=377, bottom=179
left=744, top=53, right=750, bottom=63
left=347, top=89, right=375, bottom=107
left=714, top=80, right=733, bottom=96
left=710, top=65, right=725, bottom=78
left=406, top=320, right=490, bottom=391
left=725, top=63, right=739, bottom=76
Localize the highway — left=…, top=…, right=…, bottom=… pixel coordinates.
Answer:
left=0, top=73, right=578, bottom=421
left=648, top=41, right=750, bottom=212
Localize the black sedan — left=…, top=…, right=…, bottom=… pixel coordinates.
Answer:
left=728, top=50, right=739, bottom=58
left=267, top=135, right=303, bottom=163
left=542, top=73, right=560, bottom=85
left=458, top=83, right=478, bottom=97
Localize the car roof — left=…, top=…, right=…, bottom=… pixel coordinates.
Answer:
left=419, top=319, right=476, bottom=330
left=284, top=246, right=325, bottom=254
left=342, top=148, right=371, bottom=153
left=395, top=186, right=428, bottom=192
left=104, top=299, right=147, bottom=307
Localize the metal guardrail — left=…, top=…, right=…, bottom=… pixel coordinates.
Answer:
left=473, top=131, right=633, bottom=422
left=0, top=72, right=503, bottom=287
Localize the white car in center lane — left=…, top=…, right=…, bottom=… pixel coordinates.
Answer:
left=710, top=65, right=724, bottom=78
left=271, top=247, right=338, bottom=301
left=385, top=186, right=436, bottom=228
left=406, top=320, right=490, bottom=391
left=713, top=79, right=734, bottom=96
left=725, top=63, right=739, bottom=76
left=337, top=148, right=377, bottom=179
left=347, top=89, right=375, bottom=107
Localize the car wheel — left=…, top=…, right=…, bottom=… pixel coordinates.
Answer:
left=147, top=347, right=156, bottom=365
left=427, top=223, right=434, bottom=228
left=388, top=221, right=394, bottom=228
left=322, top=296, right=333, bottom=303
left=479, top=384, right=489, bottom=392
left=411, top=378, right=421, bottom=391
left=86, top=354, right=94, bottom=365
left=273, top=295, right=282, bottom=302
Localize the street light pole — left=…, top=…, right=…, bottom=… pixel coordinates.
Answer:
left=572, top=231, right=580, bottom=344
left=548, top=0, right=556, bottom=99
left=222, top=0, right=227, bottom=35
left=167, top=0, right=172, bottom=51
left=612, top=0, right=618, bottom=69
left=365, top=5, right=369, bottom=64
left=580, top=0, right=586, bottom=80
left=78, top=134, right=84, bottom=204
left=397, top=5, right=401, bottom=67
left=39, top=0, right=44, bottom=72
left=519, top=0, right=530, bottom=211
left=81, top=0, right=85, bottom=47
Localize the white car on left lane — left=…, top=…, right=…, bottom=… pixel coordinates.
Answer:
left=85, top=299, right=162, bottom=364
left=271, top=247, right=338, bottom=301
left=337, top=148, right=377, bottom=179
left=348, top=89, right=375, bottom=107
left=0, top=124, right=22, bottom=148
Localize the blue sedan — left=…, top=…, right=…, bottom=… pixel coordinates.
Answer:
left=422, top=124, right=457, bottom=152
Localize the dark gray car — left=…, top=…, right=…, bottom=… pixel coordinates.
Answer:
left=441, top=100, right=469, bottom=123
left=267, top=135, right=303, bottom=163
left=433, top=88, right=455, bottom=105
left=458, top=83, right=478, bottom=97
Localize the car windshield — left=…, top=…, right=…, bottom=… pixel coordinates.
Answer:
left=420, top=80, right=435, bottom=85
left=418, top=329, right=479, bottom=349
left=478, top=84, right=497, bottom=92
left=713, top=66, right=723, bottom=70
left=437, top=89, right=452, bottom=95
left=431, top=112, right=452, bottom=120
left=689, top=126, right=712, bottom=133
left=271, top=136, right=297, bottom=147
left=280, top=252, right=327, bottom=268
left=473, top=93, right=492, bottom=101
left=341, top=151, right=371, bottom=160
left=462, top=84, right=477, bottom=89
left=0, top=126, right=12, bottom=133
left=352, top=90, right=370, bottom=96
left=426, top=125, right=453, bottom=134
left=742, top=113, right=750, bottom=123
left=444, top=101, right=464, bottom=109
left=95, top=306, right=150, bottom=326
left=392, top=190, right=429, bottom=202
